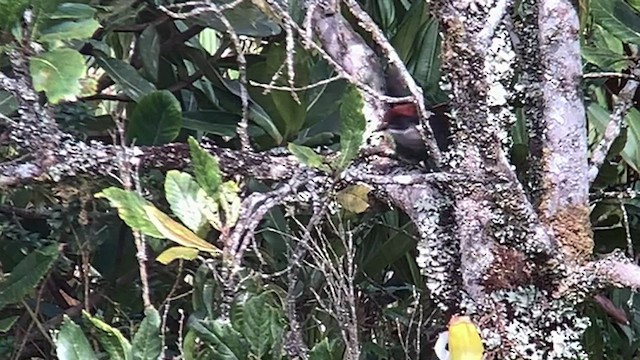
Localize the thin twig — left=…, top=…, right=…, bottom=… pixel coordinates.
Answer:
left=250, top=74, right=343, bottom=93
left=584, top=72, right=640, bottom=80
left=588, top=71, right=639, bottom=183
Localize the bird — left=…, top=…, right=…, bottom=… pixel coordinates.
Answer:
left=376, top=102, right=451, bottom=163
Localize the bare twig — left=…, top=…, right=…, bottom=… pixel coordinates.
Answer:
left=584, top=72, right=640, bottom=80
left=250, top=74, right=343, bottom=93
left=588, top=72, right=639, bottom=183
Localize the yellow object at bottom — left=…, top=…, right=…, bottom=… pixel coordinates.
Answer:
left=447, top=315, right=484, bottom=360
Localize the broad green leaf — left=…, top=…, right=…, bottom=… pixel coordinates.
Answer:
left=192, top=264, right=217, bottom=318
left=232, top=293, right=284, bottom=358
left=183, top=111, right=266, bottom=138
left=188, top=137, right=222, bottom=196
left=335, top=86, right=366, bottom=170
left=587, top=103, right=638, bottom=172
left=623, top=108, right=640, bottom=173
left=82, top=311, right=132, bottom=360
left=191, top=2, right=280, bottom=37
left=0, top=244, right=59, bottom=310
left=143, top=205, right=221, bottom=254
left=138, top=26, right=160, bottom=82
left=408, top=18, right=441, bottom=92
left=198, top=191, right=223, bottom=231
left=0, top=315, right=18, bottom=333
left=94, top=52, right=156, bottom=101
left=592, top=0, right=640, bottom=44
left=309, top=338, right=341, bottom=360
left=0, top=90, right=17, bottom=115
left=54, top=316, right=98, bottom=360
left=184, top=49, right=283, bottom=142
left=182, top=329, right=199, bottom=360
left=391, top=0, right=428, bottom=61
left=30, top=49, right=86, bottom=104
left=188, top=317, right=249, bottom=360
left=288, top=143, right=328, bottom=171
left=131, top=307, right=162, bottom=360
left=128, top=90, right=182, bottom=145
left=336, top=185, right=371, bottom=214
left=199, top=28, right=220, bottom=54
left=95, top=187, right=163, bottom=238
left=265, top=46, right=308, bottom=138
left=156, top=246, right=200, bottom=265
left=49, top=3, right=97, bottom=19
left=218, top=181, right=241, bottom=228
left=592, top=25, right=625, bottom=56
left=38, top=19, right=100, bottom=42
left=582, top=46, right=631, bottom=72
left=165, top=170, right=207, bottom=233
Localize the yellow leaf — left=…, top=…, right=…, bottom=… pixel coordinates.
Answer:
left=336, top=185, right=371, bottom=213
left=143, top=205, right=221, bottom=255
left=448, top=315, right=484, bottom=360
left=156, top=246, right=200, bottom=265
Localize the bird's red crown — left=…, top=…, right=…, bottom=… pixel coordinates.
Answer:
left=384, top=103, right=418, bottom=123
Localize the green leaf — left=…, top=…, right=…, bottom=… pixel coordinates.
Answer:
left=165, top=170, right=208, bottom=233
left=587, top=103, right=640, bottom=173
left=198, top=191, right=223, bottom=231
left=0, top=90, right=17, bottom=115
left=218, top=181, right=241, bottom=228
left=49, top=3, right=97, bottom=19
left=95, top=187, right=163, bottom=238
left=582, top=46, right=631, bottom=72
left=30, top=49, right=86, bottom=104
left=94, top=52, right=156, bottom=102
left=138, top=26, right=160, bottom=82
left=188, top=317, right=249, bottom=360
left=391, top=0, right=428, bottom=61
left=265, top=46, right=308, bottom=138
left=54, top=316, right=98, bottom=360
left=592, top=0, right=640, bottom=44
left=232, top=293, right=285, bottom=358
left=156, top=246, right=200, bottom=265
left=38, top=18, right=100, bottom=42
left=309, top=338, right=341, bottom=360
left=188, top=137, right=222, bottom=196
left=335, top=86, right=366, bottom=170
left=184, top=49, right=283, bottom=143
left=623, top=108, right=640, bottom=173
left=408, top=18, right=441, bottom=91
left=82, top=311, right=132, bottom=360
left=128, top=90, right=182, bottom=145
left=288, top=143, right=328, bottom=171
left=0, top=315, right=19, bottom=333
left=199, top=28, right=220, bottom=54
left=182, top=111, right=266, bottom=138
left=191, top=2, right=280, bottom=37
left=131, top=307, right=162, bottom=360
left=0, top=244, right=58, bottom=310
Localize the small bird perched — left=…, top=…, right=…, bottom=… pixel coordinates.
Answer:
left=377, top=102, right=451, bottom=163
